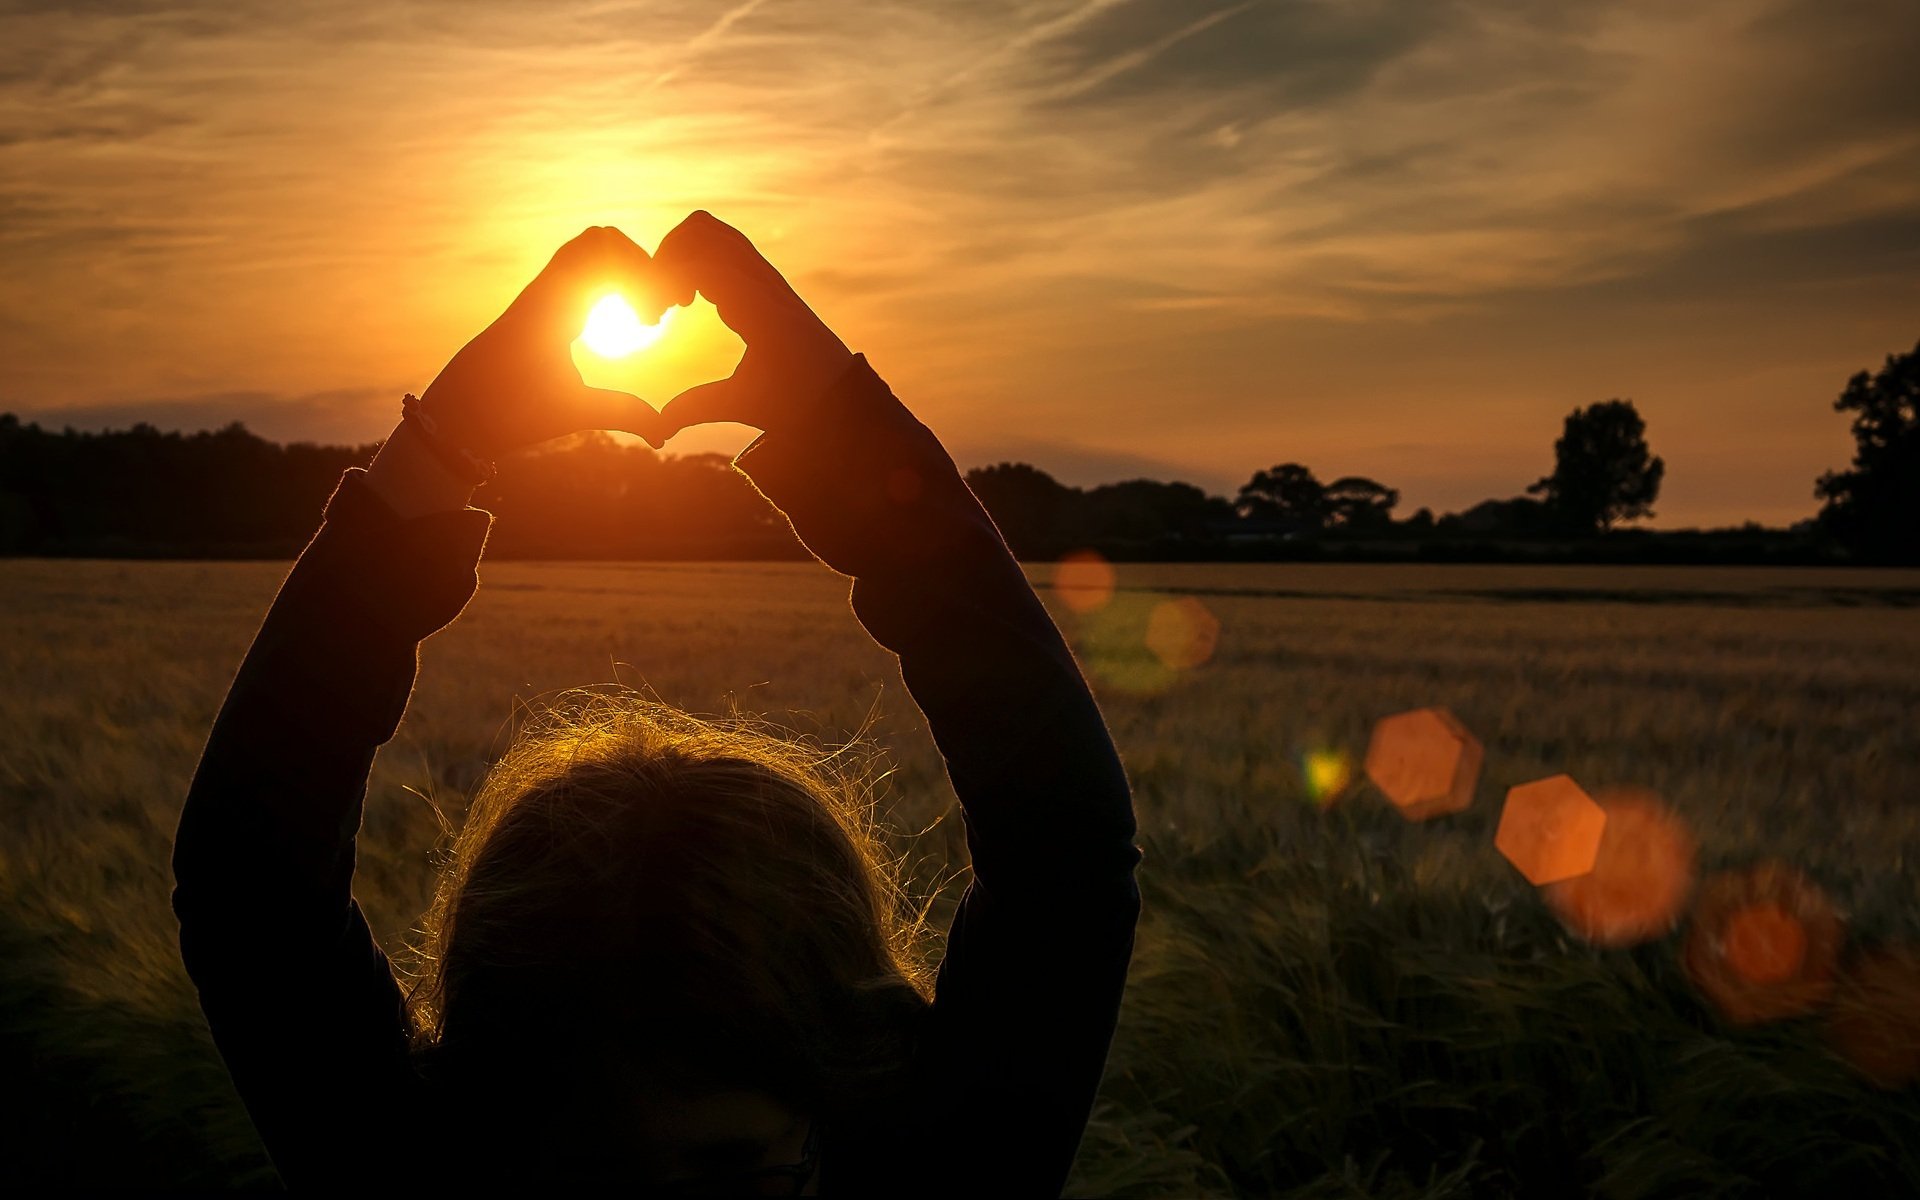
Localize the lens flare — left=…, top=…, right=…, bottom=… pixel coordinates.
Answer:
left=1302, top=747, right=1355, bottom=808
left=1725, top=903, right=1808, bottom=984
left=1682, top=863, right=1842, bottom=1025
left=1495, top=775, right=1608, bottom=886
left=1544, top=787, right=1696, bottom=947
left=1145, top=597, right=1221, bottom=671
left=579, top=293, right=664, bottom=358
left=1054, top=550, right=1117, bottom=613
left=1362, top=707, right=1482, bottom=821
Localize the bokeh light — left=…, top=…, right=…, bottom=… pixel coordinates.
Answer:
left=1826, top=947, right=1920, bottom=1090
left=1054, top=550, right=1117, bottom=613
left=1144, top=597, right=1221, bottom=672
left=1495, top=775, right=1608, bottom=886
left=1363, top=707, right=1482, bottom=821
left=1072, top=592, right=1195, bottom=695
left=1301, top=747, right=1355, bottom=809
left=1544, top=787, right=1697, bottom=947
left=1681, top=863, right=1842, bottom=1025
left=1724, top=904, right=1808, bottom=984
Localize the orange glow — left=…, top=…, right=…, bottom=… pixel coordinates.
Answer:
left=1544, top=787, right=1696, bottom=947
left=1363, top=707, right=1481, bottom=821
left=1682, top=863, right=1842, bottom=1025
left=1827, top=948, right=1920, bottom=1089
left=1144, top=597, right=1220, bottom=671
left=1495, top=775, right=1608, bottom=886
left=1054, top=551, right=1117, bottom=613
left=573, top=298, right=746, bottom=425
left=1724, top=903, right=1808, bottom=984
left=579, top=293, right=665, bottom=358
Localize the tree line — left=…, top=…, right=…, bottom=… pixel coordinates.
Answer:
left=2, top=339, right=1913, bottom=563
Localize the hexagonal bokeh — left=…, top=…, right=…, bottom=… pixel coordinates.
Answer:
left=1363, top=707, right=1483, bottom=821
left=1681, top=862, right=1843, bottom=1026
left=1544, top=786, right=1697, bottom=947
left=1495, top=775, right=1608, bottom=886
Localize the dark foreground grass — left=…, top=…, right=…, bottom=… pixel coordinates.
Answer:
left=1076, top=813, right=1920, bottom=1197
left=2, top=560, right=1917, bottom=1194
left=5, top=807, right=1914, bottom=1196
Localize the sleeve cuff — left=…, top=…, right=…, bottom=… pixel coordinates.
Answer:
left=311, top=468, right=494, bottom=644
left=732, top=355, right=987, bottom=581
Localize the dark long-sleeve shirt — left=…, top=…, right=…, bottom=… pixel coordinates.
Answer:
left=172, top=356, right=1142, bottom=1195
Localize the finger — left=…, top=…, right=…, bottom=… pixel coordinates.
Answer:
left=657, top=375, right=762, bottom=439
left=653, top=211, right=794, bottom=334
left=570, top=385, right=668, bottom=450
left=509, top=226, right=656, bottom=334
left=697, top=259, right=785, bottom=342
left=655, top=210, right=767, bottom=281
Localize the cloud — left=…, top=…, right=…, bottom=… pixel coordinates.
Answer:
left=1029, top=0, right=1453, bottom=108
left=0, top=0, right=1916, bottom=526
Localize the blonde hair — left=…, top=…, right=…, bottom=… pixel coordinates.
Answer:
left=405, top=691, right=935, bottom=1136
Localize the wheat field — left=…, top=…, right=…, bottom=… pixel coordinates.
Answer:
left=2, top=559, right=1917, bottom=1194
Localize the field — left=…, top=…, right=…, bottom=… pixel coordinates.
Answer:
left=3, top=558, right=1919, bottom=1195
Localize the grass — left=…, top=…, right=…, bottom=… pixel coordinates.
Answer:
left=1, top=559, right=1917, bottom=1194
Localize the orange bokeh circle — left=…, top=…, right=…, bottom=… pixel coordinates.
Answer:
left=1544, top=787, right=1696, bottom=948
left=1054, top=551, right=1116, bottom=614
left=1681, top=862, right=1842, bottom=1025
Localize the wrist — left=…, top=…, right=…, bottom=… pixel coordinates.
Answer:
left=364, top=418, right=478, bottom=519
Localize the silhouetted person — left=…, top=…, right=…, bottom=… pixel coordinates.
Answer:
left=171, top=214, right=1141, bottom=1194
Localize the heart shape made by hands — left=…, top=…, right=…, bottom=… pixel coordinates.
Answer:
left=572, top=292, right=746, bottom=419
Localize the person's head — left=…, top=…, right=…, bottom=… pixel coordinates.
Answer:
left=406, top=692, right=933, bottom=1188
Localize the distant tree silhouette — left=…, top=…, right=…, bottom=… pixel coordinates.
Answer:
left=0, top=414, right=377, bottom=555
left=1815, top=339, right=1919, bottom=563
left=965, top=462, right=1076, bottom=558
left=1527, top=399, right=1664, bottom=535
left=476, top=433, right=796, bottom=558
left=0, top=415, right=798, bottom=559
left=963, top=465, right=1232, bottom=555
left=0, top=409, right=1829, bottom=563
left=1076, top=479, right=1231, bottom=544
left=1235, top=463, right=1326, bottom=532
left=1323, top=476, right=1399, bottom=531
left=1439, top=496, right=1551, bottom=538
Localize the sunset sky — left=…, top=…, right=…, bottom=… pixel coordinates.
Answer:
left=3, top=0, right=1917, bottom=527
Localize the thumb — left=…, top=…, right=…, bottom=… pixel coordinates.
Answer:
left=575, top=385, right=668, bottom=450
left=658, top=374, right=763, bottom=440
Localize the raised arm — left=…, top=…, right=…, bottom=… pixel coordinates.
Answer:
left=171, top=227, right=662, bottom=1188
left=653, top=213, right=1142, bottom=1197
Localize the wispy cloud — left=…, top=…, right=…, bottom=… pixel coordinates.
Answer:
left=2, top=0, right=1917, bottom=525
left=642, top=0, right=774, bottom=91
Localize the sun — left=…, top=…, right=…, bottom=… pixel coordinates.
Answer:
left=579, top=293, right=666, bottom=358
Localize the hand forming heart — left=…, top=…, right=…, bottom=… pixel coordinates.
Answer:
left=416, top=212, right=854, bottom=459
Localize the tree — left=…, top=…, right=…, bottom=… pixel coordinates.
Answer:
left=965, top=462, right=1077, bottom=558
left=1527, top=399, right=1664, bottom=535
left=1076, top=479, right=1231, bottom=543
left=1236, top=463, right=1327, bottom=532
left=1323, top=475, right=1400, bottom=531
left=1439, top=496, right=1551, bottom=537
left=1815, top=339, right=1919, bottom=563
